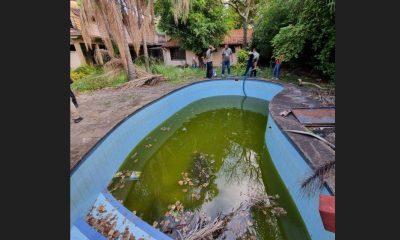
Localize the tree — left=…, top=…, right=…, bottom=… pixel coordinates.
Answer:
left=271, top=0, right=335, bottom=79
left=252, top=0, right=300, bottom=61
left=80, top=0, right=157, bottom=80
left=120, top=0, right=154, bottom=72
left=221, top=0, right=259, bottom=48
left=253, top=0, right=335, bottom=80
left=155, top=0, right=229, bottom=66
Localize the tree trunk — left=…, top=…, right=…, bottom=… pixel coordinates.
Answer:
left=243, top=20, right=248, bottom=49
left=136, top=0, right=150, bottom=72
left=143, top=33, right=150, bottom=72
left=196, top=54, right=204, bottom=69
left=123, top=31, right=137, bottom=80
left=95, top=44, right=104, bottom=65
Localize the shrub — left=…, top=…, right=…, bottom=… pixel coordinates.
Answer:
left=70, top=65, right=100, bottom=81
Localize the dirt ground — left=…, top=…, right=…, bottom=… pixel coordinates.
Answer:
left=70, top=79, right=203, bottom=169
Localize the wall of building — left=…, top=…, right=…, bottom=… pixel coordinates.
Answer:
left=163, top=46, right=241, bottom=67
left=70, top=51, right=82, bottom=70
left=162, top=48, right=186, bottom=66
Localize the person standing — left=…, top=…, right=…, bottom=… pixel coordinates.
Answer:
left=273, top=55, right=284, bottom=80
left=205, top=45, right=216, bottom=78
left=70, top=78, right=83, bottom=123
left=191, top=56, right=198, bottom=68
left=243, top=50, right=255, bottom=77
left=250, top=48, right=260, bottom=77
left=221, top=44, right=233, bottom=78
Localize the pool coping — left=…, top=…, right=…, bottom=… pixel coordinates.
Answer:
left=268, top=82, right=335, bottom=194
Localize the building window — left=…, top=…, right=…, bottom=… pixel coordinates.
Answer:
left=170, top=48, right=186, bottom=60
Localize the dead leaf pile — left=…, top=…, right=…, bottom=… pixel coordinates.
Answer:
left=86, top=205, right=135, bottom=240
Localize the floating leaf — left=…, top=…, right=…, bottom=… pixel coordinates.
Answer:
left=97, top=205, right=106, bottom=213
left=262, top=210, right=267, bottom=215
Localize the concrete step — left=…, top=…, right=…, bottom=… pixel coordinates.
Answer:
left=77, top=190, right=172, bottom=240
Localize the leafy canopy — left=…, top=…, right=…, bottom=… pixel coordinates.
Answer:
left=155, top=0, right=229, bottom=55
left=253, top=0, right=335, bottom=80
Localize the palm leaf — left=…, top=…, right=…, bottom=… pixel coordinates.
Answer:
left=300, top=160, right=335, bottom=197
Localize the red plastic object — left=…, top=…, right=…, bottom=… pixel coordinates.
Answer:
left=319, top=194, right=335, bottom=233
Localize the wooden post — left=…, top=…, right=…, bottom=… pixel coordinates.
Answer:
left=95, top=44, right=104, bottom=65
left=73, top=42, right=87, bottom=66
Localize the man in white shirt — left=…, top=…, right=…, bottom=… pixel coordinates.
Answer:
left=221, top=44, right=233, bottom=78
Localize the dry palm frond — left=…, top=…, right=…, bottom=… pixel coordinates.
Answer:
left=80, top=0, right=138, bottom=79
left=125, top=0, right=143, bottom=56
left=104, top=58, right=124, bottom=73
left=170, top=0, right=191, bottom=24
left=94, top=48, right=109, bottom=65
left=300, top=160, right=335, bottom=197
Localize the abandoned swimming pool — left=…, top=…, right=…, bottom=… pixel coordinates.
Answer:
left=70, top=80, right=334, bottom=240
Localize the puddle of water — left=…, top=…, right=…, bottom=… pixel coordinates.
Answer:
left=109, top=96, right=310, bottom=239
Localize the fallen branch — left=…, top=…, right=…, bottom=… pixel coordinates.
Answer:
left=298, top=79, right=327, bottom=90
left=284, top=129, right=335, bottom=150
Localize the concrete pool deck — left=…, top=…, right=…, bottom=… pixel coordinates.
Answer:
left=70, top=78, right=334, bottom=193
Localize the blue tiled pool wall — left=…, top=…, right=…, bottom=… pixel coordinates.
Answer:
left=71, top=79, right=334, bottom=239
left=71, top=80, right=283, bottom=226
left=266, top=116, right=334, bottom=240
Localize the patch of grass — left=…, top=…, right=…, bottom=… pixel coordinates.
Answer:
left=150, top=64, right=204, bottom=84
left=71, top=70, right=128, bottom=92
left=70, top=65, right=101, bottom=81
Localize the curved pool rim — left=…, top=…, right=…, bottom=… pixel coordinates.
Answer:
left=70, top=79, right=334, bottom=240
left=70, top=79, right=282, bottom=175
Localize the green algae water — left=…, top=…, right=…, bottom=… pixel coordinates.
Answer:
left=109, top=96, right=310, bottom=240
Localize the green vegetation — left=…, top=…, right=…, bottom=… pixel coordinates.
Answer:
left=155, top=0, right=228, bottom=61
left=70, top=65, right=100, bottom=81
left=253, top=0, right=335, bottom=80
left=150, top=65, right=204, bottom=84
left=70, top=66, right=128, bottom=92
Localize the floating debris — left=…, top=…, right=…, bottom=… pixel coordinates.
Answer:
left=109, top=170, right=134, bottom=192
left=144, top=144, right=152, bottom=149
left=160, top=127, right=171, bottom=131
left=158, top=191, right=286, bottom=240
left=128, top=171, right=141, bottom=181
left=182, top=127, right=187, bottom=132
